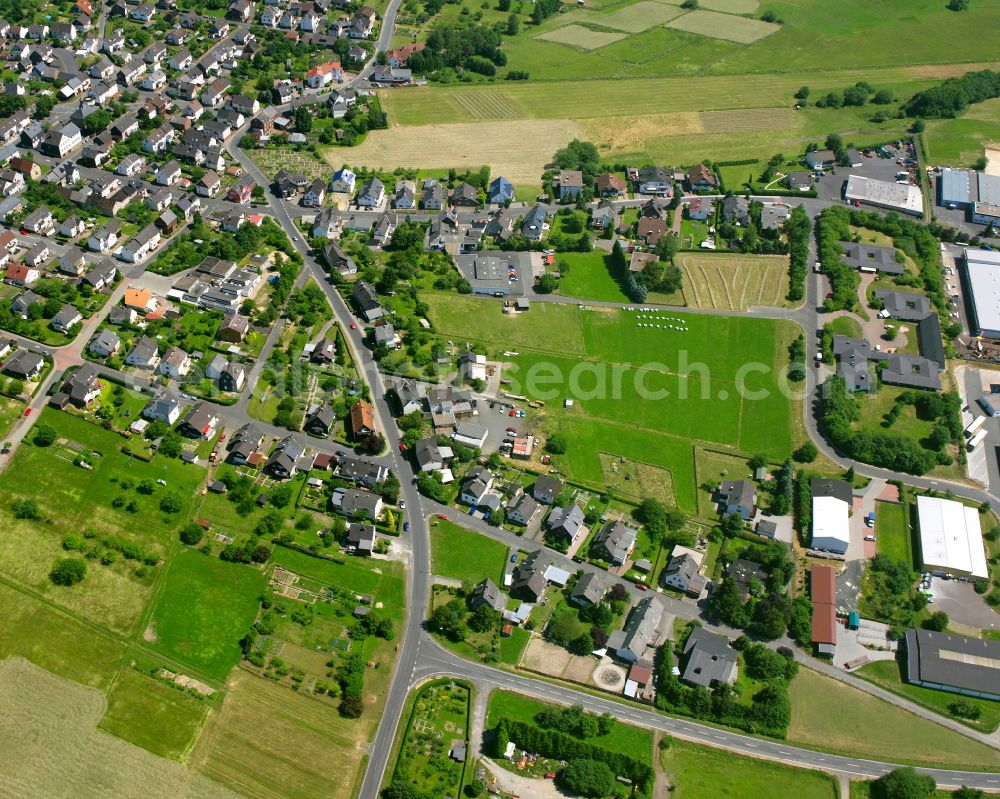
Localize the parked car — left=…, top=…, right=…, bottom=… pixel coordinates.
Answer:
left=403, top=521, right=410, bottom=532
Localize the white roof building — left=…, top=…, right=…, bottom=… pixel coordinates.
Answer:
left=916, top=496, right=989, bottom=579
left=845, top=175, right=923, bottom=216
left=811, top=495, right=850, bottom=554
left=963, top=248, right=1000, bottom=340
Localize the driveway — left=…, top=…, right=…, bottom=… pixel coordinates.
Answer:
left=930, top=577, right=1000, bottom=633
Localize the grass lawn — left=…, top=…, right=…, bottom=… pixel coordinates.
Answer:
left=855, top=659, right=1000, bottom=734
left=557, top=251, right=630, bottom=303
left=271, top=545, right=398, bottom=602
left=430, top=519, right=509, bottom=585
left=659, top=736, right=838, bottom=799
left=856, top=384, right=935, bottom=444
left=925, top=97, right=1000, bottom=167
left=787, top=666, right=1000, bottom=769
left=487, top=690, right=654, bottom=763
left=0, top=394, right=24, bottom=439
left=146, top=549, right=266, bottom=682
left=98, top=668, right=210, bottom=760
left=826, top=315, right=863, bottom=339
left=875, top=500, right=912, bottom=567
left=498, top=626, right=531, bottom=665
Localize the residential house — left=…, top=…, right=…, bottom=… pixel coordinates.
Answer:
left=681, top=628, right=738, bottom=687
left=158, top=346, right=191, bottom=379
left=88, top=220, right=121, bottom=253
left=662, top=549, right=707, bottom=597
left=88, top=328, right=120, bottom=358
left=125, top=336, right=160, bottom=369
left=330, top=486, right=383, bottom=520
left=636, top=166, right=672, bottom=196
left=350, top=398, right=376, bottom=437
left=545, top=503, right=585, bottom=544
left=178, top=402, right=219, bottom=439
left=352, top=280, right=383, bottom=321
left=469, top=577, right=506, bottom=613
left=686, top=163, right=717, bottom=192
left=3, top=349, right=44, bottom=379
left=607, top=596, right=666, bottom=663
left=51, top=304, right=83, bottom=333
left=216, top=313, right=250, bottom=343
left=591, top=520, right=637, bottom=566
left=555, top=170, right=583, bottom=200
left=507, top=493, right=539, bottom=526
left=533, top=475, right=563, bottom=505
left=487, top=176, right=514, bottom=205
left=722, top=195, right=750, bottom=225
left=716, top=479, right=756, bottom=520
left=59, top=248, right=87, bottom=276
left=569, top=572, right=607, bottom=607
left=346, top=522, right=376, bottom=555
left=330, top=167, right=356, bottom=194
left=595, top=172, right=627, bottom=197
left=355, top=177, right=384, bottom=208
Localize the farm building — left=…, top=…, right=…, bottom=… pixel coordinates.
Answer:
left=915, top=496, right=988, bottom=580
left=905, top=628, right=1000, bottom=701
left=810, top=478, right=851, bottom=554
left=961, top=248, right=1000, bottom=339
left=844, top=175, right=923, bottom=216
left=810, top=564, right=837, bottom=659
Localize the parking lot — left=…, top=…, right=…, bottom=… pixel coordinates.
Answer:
left=814, top=147, right=919, bottom=207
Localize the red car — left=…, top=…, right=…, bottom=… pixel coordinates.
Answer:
left=23, top=408, right=31, bottom=417
left=350, top=322, right=357, bottom=329
left=398, top=442, right=407, bottom=452
left=509, top=409, right=516, bottom=417
left=219, top=432, right=226, bottom=441
left=436, top=513, right=448, bottom=520
left=634, top=581, right=648, bottom=591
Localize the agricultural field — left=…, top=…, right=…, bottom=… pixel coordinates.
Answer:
left=0, top=658, right=238, bottom=799
left=536, top=24, right=627, bottom=51
left=788, top=666, right=1000, bottom=769
left=855, top=660, right=1000, bottom=734
left=426, top=294, right=796, bottom=514
left=676, top=252, right=790, bottom=311
left=392, top=680, right=471, bottom=797
left=430, top=519, right=510, bottom=585
left=192, top=669, right=366, bottom=799
left=99, top=668, right=211, bottom=760
left=325, top=119, right=582, bottom=184
left=0, top=409, right=206, bottom=634
left=659, top=736, right=838, bottom=799
left=145, top=549, right=267, bottom=683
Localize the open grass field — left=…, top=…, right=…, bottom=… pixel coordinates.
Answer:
left=270, top=545, right=393, bottom=599
left=925, top=97, right=1000, bottom=167
left=425, top=294, right=795, bottom=514
left=430, top=519, right=509, bottom=584
left=325, top=119, right=582, bottom=184
left=676, top=252, right=790, bottom=311
left=0, top=657, right=238, bottom=799
left=558, top=251, right=630, bottom=303
left=0, top=582, right=126, bottom=691
left=0, top=410, right=206, bottom=634
left=874, top=500, right=912, bottom=567
left=856, top=384, right=936, bottom=444
left=659, top=736, right=838, bottom=799
left=193, top=669, right=365, bottom=799
left=99, top=668, right=210, bottom=760
left=486, top=689, right=654, bottom=764
left=788, top=666, right=1000, bottom=769
left=425, top=292, right=586, bottom=355
left=146, top=550, right=266, bottom=682
left=855, top=659, right=1000, bottom=734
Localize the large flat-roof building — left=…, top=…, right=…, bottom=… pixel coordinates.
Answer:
left=916, top=495, right=988, bottom=580
left=905, top=628, right=1000, bottom=701
left=845, top=175, right=923, bottom=216
left=938, top=169, right=1000, bottom=226
left=962, top=248, right=1000, bottom=339
left=810, top=478, right=852, bottom=554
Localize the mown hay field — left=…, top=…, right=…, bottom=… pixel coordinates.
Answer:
left=0, top=658, right=238, bottom=799
left=676, top=252, right=790, bottom=311
left=192, top=670, right=366, bottom=799
left=324, top=119, right=581, bottom=183
left=536, top=24, right=627, bottom=50
left=666, top=8, right=780, bottom=42
left=593, top=0, right=685, bottom=32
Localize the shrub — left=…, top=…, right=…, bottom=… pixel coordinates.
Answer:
left=180, top=524, right=204, bottom=546
left=12, top=498, right=42, bottom=520
left=50, top=558, right=86, bottom=586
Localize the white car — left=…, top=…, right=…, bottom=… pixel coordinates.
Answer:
left=399, top=500, right=406, bottom=509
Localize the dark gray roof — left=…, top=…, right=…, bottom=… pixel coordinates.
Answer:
left=471, top=577, right=505, bottom=612
left=839, top=241, right=904, bottom=275
left=682, top=627, right=738, bottom=688
left=832, top=335, right=874, bottom=392
left=810, top=477, right=852, bottom=505
left=906, top=628, right=1000, bottom=699
left=718, top=479, right=755, bottom=510
left=873, top=289, right=931, bottom=321
left=880, top=353, right=942, bottom=390
left=570, top=571, right=606, bottom=605
left=917, top=314, right=945, bottom=370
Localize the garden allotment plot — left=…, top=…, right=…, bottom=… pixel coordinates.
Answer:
left=425, top=296, right=794, bottom=513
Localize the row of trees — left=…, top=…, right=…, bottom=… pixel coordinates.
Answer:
left=904, top=69, right=1000, bottom=118
left=785, top=205, right=811, bottom=301
left=491, top=718, right=653, bottom=792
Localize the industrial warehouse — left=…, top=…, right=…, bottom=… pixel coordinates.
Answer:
left=905, top=628, right=1000, bottom=702
left=960, top=248, right=1000, bottom=340
left=916, top=496, right=989, bottom=580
